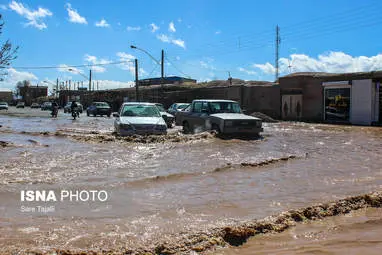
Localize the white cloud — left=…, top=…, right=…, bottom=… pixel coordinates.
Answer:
left=8, top=1, right=52, bottom=30
left=84, top=54, right=110, bottom=73
left=200, top=60, right=216, bottom=70
left=0, top=4, right=7, bottom=10
left=168, top=21, right=176, bottom=32
left=95, top=19, right=110, bottom=28
left=253, top=62, right=276, bottom=75
left=238, top=67, right=257, bottom=75
left=177, top=18, right=182, bottom=23
left=150, top=23, right=159, bottom=33
left=66, top=3, right=87, bottom=24
left=172, top=39, right=185, bottom=49
left=157, top=34, right=186, bottom=49
left=1, top=68, right=38, bottom=90
left=157, top=34, right=170, bottom=43
left=127, top=26, right=141, bottom=31
left=95, top=80, right=135, bottom=89
left=116, top=52, right=136, bottom=75
left=251, top=51, right=382, bottom=76
left=215, top=30, right=221, bottom=35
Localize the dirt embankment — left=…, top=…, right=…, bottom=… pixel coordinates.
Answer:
left=6, top=191, right=381, bottom=255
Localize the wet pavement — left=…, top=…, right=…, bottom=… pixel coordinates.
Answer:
left=0, top=107, right=381, bottom=254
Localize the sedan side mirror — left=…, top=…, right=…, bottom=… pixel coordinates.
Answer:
left=112, top=112, right=120, bottom=117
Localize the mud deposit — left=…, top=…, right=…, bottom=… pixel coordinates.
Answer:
left=1, top=109, right=382, bottom=254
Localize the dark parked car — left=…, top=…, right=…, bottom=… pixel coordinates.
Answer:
left=167, top=103, right=190, bottom=115
left=64, top=102, right=83, bottom=113
left=16, top=102, right=25, bottom=108
left=86, top=102, right=112, bottom=117
left=41, top=102, right=52, bottom=111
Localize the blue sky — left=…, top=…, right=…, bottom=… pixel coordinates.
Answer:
left=1, top=0, right=382, bottom=91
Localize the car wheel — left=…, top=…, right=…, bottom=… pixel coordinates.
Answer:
left=87, top=111, right=89, bottom=116
left=183, top=121, right=191, bottom=134
left=107, top=114, right=111, bottom=117
left=211, top=124, right=221, bottom=134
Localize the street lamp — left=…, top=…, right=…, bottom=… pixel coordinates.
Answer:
left=68, top=68, right=92, bottom=91
left=130, top=45, right=164, bottom=101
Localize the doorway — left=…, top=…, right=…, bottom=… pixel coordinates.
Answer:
left=282, top=94, right=303, bottom=120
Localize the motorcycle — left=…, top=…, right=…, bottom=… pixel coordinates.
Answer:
left=71, top=107, right=80, bottom=120
left=51, top=106, right=58, bottom=118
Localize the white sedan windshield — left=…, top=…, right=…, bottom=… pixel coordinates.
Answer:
left=121, top=105, right=161, bottom=117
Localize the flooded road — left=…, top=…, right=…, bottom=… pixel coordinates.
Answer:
left=0, top=107, right=381, bottom=254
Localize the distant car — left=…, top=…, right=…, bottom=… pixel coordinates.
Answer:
left=167, top=103, right=190, bottom=115
left=113, top=102, right=167, bottom=136
left=155, top=103, right=175, bottom=128
left=30, top=103, right=40, bottom=109
left=41, top=102, right=52, bottom=111
left=86, top=102, right=112, bottom=117
left=64, top=102, right=83, bottom=113
left=16, top=102, right=25, bottom=108
left=0, top=102, right=8, bottom=110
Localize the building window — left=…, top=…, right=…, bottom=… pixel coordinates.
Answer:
left=324, top=87, right=351, bottom=122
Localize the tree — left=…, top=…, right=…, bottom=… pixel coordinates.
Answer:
left=0, top=14, right=19, bottom=80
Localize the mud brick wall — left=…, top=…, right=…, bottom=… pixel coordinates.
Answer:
left=241, top=85, right=280, bottom=118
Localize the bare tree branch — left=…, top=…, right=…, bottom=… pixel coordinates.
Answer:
left=0, top=14, right=19, bottom=77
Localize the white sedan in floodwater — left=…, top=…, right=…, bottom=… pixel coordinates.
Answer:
left=113, top=102, right=167, bottom=136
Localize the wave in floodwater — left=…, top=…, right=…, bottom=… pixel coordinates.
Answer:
left=2, top=191, right=381, bottom=255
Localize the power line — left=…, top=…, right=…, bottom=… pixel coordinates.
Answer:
left=10, top=60, right=134, bottom=70
left=164, top=56, right=191, bottom=78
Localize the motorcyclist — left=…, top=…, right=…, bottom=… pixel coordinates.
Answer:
left=51, top=101, right=58, bottom=118
left=70, top=101, right=79, bottom=119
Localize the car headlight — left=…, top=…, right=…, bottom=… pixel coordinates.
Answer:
left=225, top=120, right=233, bottom=127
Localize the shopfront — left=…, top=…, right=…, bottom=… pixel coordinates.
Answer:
left=322, top=79, right=380, bottom=125
left=323, top=81, right=351, bottom=122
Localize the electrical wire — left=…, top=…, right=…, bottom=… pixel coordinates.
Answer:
left=10, top=60, right=135, bottom=70
left=164, top=56, right=191, bottom=78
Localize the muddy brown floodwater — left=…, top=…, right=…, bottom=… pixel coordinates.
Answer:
left=0, top=107, right=381, bottom=254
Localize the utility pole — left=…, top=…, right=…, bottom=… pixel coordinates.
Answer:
left=160, top=49, right=164, bottom=103
left=275, top=25, right=281, bottom=81
left=89, top=69, right=92, bottom=91
left=56, top=78, right=59, bottom=98
left=135, top=59, right=139, bottom=102
left=228, top=71, right=232, bottom=86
